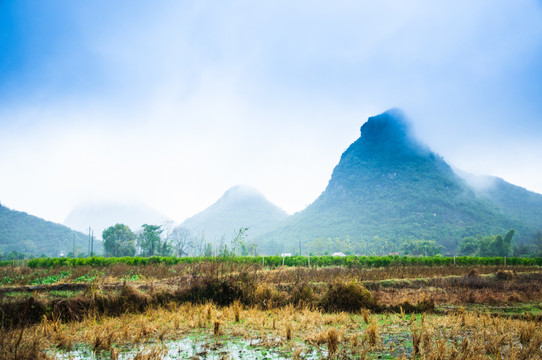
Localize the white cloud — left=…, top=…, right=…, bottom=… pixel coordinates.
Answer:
left=1, top=0, right=542, bottom=224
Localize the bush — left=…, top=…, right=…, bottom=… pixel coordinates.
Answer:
left=179, top=273, right=255, bottom=306
left=290, top=282, right=314, bottom=306
left=318, top=280, right=377, bottom=312
left=495, top=269, right=515, bottom=280
left=254, top=284, right=280, bottom=308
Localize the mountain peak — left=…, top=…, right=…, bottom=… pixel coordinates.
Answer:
left=223, top=185, right=262, bottom=197
left=180, top=185, right=288, bottom=244
left=359, top=108, right=414, bottom=146
left=216, top=185, right=267, bottom=205
left=347, top=108, right=430, bottom=160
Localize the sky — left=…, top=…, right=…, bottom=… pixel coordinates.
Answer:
left=1, top=1, right=542, bottom=225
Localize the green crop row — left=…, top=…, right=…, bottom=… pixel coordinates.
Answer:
left=19, top=255, right=542, bottom=269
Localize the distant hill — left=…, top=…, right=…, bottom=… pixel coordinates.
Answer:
left=0, top=203, right=90, bottom=257
left=64, top=202, right=170, bottom=238
left=179, top=185, right=288, bottom=244
left=257, top=109, right=536, bottom=254
left=460, top=172, right=542, bottom=236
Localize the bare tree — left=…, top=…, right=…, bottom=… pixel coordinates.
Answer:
left=168, top=227, right=194, bottom=257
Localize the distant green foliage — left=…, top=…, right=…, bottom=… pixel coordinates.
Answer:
left=402, top=240, right=444, bottom=256
left=304, top=237, right=444, bottom=257
left=21, top=254, right=542, bottom=269
left=458, top=229, right=515, bottom=257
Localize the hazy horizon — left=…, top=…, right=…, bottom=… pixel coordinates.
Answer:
left=1, top=1, right=542, bottom=225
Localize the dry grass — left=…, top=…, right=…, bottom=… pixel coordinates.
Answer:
left=1, top=263, right=542, bottom=359
left=366, top=319, right=379, bottom=347
left=0, top=302, right=541, bottom=359
left=326, top=327, right=339, bottom=356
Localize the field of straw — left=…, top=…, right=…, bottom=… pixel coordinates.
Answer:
left=1, top=262, right=541, bottom=359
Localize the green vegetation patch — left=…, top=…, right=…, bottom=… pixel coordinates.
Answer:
left=21, top=255, right=542, bottom=269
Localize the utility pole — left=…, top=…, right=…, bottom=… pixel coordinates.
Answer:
left=91, top=229, right=94, bottom=257
left=88, top=227, right=91, bottom=257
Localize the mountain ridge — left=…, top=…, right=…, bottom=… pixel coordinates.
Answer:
left=0, top=202, right=91, bottom=257
left=256, top=110, right=539, bottom=254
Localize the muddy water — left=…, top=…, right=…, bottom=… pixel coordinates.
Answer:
left=50, top=336, right=323, bottom=359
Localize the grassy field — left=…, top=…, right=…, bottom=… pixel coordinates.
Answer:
left=1, top=259, right=541, bottom=359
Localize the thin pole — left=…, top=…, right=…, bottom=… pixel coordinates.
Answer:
left=88, top=227, right=91, bottom=256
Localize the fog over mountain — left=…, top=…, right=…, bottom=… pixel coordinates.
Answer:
left=458, top=171, right=542, bottom=233
left=64, top=202, right=170, bottom=239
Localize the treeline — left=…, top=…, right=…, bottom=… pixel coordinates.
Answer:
left=301, top=229, right=542, bottom=258
left=458, top=230, right=542, bottom=257
left=20, top=254, right=542, bottom=268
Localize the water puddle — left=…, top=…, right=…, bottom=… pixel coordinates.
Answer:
left=49, top=335, right=324, bottom=359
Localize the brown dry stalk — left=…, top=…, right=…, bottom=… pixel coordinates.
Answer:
left=366, top=319, right=378, bottom=347
left=327, top=327, right=339, bottom=356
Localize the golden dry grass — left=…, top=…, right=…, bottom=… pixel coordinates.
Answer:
left=1, top=263, right=542, bottom=359
left=1, top=301, right=542, bottom=359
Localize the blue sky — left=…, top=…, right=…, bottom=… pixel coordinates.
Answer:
left=1, top=1, right=542, bottom=224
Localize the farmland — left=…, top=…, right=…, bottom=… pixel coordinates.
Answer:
left=1, top=256, right=541, bottom=359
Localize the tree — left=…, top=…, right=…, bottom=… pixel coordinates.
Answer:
left=458, top=237, right=478, bottom=256
left=477, top=234, right=494, bottom=257
left=168, top=227, right=194, bottom=257
left=231, top=227, right=248, bottom=256
left=102, top=224, right=136, bottom=257
left=192, top=231, right=210, bottom=256
left=203, top=242, right=214, bottom=257
left=503, top=229, right=515, bottom=256
left=535, top=231, right=542, bottom=256
left=138, top=224, right=171, bottom=256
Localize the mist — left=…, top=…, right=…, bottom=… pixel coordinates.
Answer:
left=1, top=1, right=541, bottom=224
